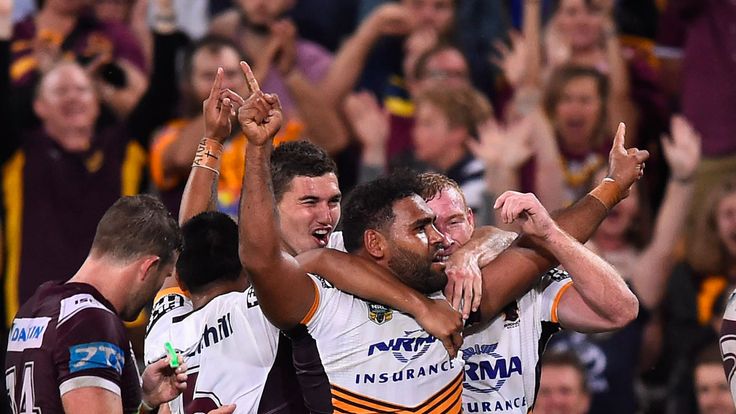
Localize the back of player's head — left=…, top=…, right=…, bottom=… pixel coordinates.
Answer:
left=418, top=172, right=468, bottom=207
left=91, top=195, right=182, bottom=266
left=176, top=211, right=242, bottom=294
left=270, top=141, right=338, bottom=202
left=342, top=170, right=424, bottom=252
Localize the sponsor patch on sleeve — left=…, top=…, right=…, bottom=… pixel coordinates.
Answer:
left=69, top=342, right=124, bottom=375
left=58, top=294, right=112, bottom=326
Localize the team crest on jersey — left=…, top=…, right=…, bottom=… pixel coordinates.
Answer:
left=502, top=302, right=520, bottom=329
left=368, top=302, right=393, bottom=325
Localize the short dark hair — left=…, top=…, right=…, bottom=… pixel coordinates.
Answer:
left=342, top=170, right=424, bottom=252
left=541, top=350, right=590, bottom=394
left=176, top=211, right=242, bottom=294
left=181, top=35, right=243, bottom=83
left=91, top=195, right=182, bottom=266
left=270, top=141, right=338, bottom=202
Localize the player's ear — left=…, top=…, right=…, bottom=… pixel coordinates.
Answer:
left=363, top=229, right=386, bottom=260
left=466, top=207, right=475, bottom=228
left=138, top=255, right=162, bottom=282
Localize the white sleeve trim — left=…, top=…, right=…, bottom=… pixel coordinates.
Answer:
left=59, top=376, right=121, bottom=397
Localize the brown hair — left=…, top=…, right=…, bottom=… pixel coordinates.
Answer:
left=417, top=172, right=467, bottom=208
left=688, top=175, right=736, bottom=275
left=414, top=84, right=492, bottom=138
left=543, top=65, right=609, bottom=149
left=541, top=350, right=590, bottom=394
left=91, top=195, right=182, bottom=266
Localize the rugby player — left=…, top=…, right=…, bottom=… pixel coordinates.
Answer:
left=239, top=61, right=646, bottom=412
left=5, top=195, right=188, bottom=413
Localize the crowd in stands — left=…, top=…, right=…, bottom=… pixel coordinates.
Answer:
left=1, top=0, right=735, bottom=413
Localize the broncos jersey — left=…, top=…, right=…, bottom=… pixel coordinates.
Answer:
left=720, top=288, right=736, bottom=402
left=144, top=287, right=193, bottom=365
left=461, top=269, right=572, bottom=413
left=304, top=274, right=464, bottom=413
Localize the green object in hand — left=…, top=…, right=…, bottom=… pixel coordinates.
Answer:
left=164, top=342, right=179, bottom=368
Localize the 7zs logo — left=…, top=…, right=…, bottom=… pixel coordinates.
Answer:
left=5, top=362, right=41, bottom=414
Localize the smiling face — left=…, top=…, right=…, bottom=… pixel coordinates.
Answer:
left=276, top=173, right=342, bottom=255
left=535, top=364, right=590, bottom=414
left=554, top=75, right=603, bottom=153
left=383, top=195, right=449, bottom=294
left=425, top=186, right=474, bottom=256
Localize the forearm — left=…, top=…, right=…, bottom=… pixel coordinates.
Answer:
left=240, top=143, right=280, bottom=265
left=546, top=228, right=638, bottom=327
left=456, top=226, right=518, bottom=269
left=320, top=26, right=380, bottom=108
left=285, top=71, right=349, bottom=154
left=178, top=142, right=219, bottom=224
left=522, top=0, right=542, bottom=87
left=296, top=249, right=430, bottom=317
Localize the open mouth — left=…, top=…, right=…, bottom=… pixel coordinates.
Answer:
left=311, top=228, right=331, bottom=247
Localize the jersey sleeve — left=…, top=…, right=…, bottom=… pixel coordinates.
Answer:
left=538, top=268, right=574, bottom=324
left=720, top=288, right=736, bottom=401
left=301, top=273, right=355, bottom=339
left=53, top=294, right=130, bottom=398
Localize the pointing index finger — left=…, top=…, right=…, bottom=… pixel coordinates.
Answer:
left=612, top=122, right=626, bottom=150
left=209, top=67, right=223, bottom=100
left=240, top=61, right=261, bottom=94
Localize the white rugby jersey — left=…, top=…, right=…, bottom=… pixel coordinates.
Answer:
left=304, top=274, right=464, bottom=413
left=145, top=287, right=193, bottom=365
left=720, top=288, right=736, bottom=401
left=461, top=269, right=572, bottom=413
left=166, top=289, right=281, bottom=413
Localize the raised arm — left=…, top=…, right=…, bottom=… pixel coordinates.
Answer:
left=237, top=61, right=317, bottom=330
left=476, top=123, right=648, bottom=320
left=632, top=115, right=700, bottom=309
left=496, top=192, right=638, bottom=332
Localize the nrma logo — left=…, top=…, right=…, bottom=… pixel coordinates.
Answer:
left=461, top=343, right=522, bottom=394
left=367, top=332, right=437, bottom=363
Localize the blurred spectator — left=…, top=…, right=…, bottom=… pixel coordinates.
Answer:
left=209, top=0, right=348, bottom=155
left=534, top=350, right=591, bottom=414
left=548, top=114, right=701, bottom=414
left=659, top=175, right=736, bottom=413
left=10, top=0, right=148, bottom=126
left=657, top=1, right=736, bottom=247
left=694, top=344, right=736, bottom=414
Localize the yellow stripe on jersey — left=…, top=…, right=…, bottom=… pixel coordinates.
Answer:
left=153, top=286, right=189, bottom=303
left=300, top=278, right=321, bottom=325
left=3, top=152, right=25, bottom=327
left=331, top=372, right=463, bottom=413
left=550, top=282, right=574, bottom=324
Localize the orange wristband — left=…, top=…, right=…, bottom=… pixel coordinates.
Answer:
left=589, top=178, right=623, bottom=210
left=192, top=138, right=224, bottom=175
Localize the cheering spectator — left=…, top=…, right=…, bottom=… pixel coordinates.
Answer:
left=535, top=351, right=591, bottom=414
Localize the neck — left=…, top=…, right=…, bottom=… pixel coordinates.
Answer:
left=68, top=255, right=127, bottom=315
left=45, top=124, right=94, bottom=152
left=570, top=48, right=604, bottom=66
left=191, top=276, right=249, bottom=310
left=240, top=24, right=271, bottom=55
left=432, top=146, right=466, bottom=172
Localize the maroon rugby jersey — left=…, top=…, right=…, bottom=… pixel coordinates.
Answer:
left=5, top=281, right=141, bottom=413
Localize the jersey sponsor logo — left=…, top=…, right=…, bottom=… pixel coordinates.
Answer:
left=246, top=288, right=259, bottom=308
left=7, top=317, right=51, bottom=352
left=368, top=303, right=393, bottom=325
left=147, top=293, right=187, bottom=333
left=186, top=313, right=235, bottom=358
left=368, top=333, right=436, bottom=363
left=353, top=358, right=458, bottom=385
left=69, top=341, right=124, bottom=375
left=465, top=397, right=528, bottom=412
left=59, top=294, right=111, bottom=326
left=461, top=343, right=522, bottom=394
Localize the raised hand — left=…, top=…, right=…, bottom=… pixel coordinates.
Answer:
left=237, top=61, right=283, bottom=146
left=491, top=31, right=528, bottom=88
left=606, top=122, right=649, bottom=191
left=203, top=68, right=244, bottom=142
left=414, top=298, right=464, bottom=359
left=662, top=115, right=701, bottom=182
left=344, top=91, right=389, bottom=153
left=271, top=19, right=297, bottom=76
left=364, top=3, right=415, bottom=37
left=468, top=117, right=534, bottom=171
left=140, top=355, right=188, bottom=408
left=493, top=191, right=557, bottom=240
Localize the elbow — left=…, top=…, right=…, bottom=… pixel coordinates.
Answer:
left=609, top=292, right=639, bottom=329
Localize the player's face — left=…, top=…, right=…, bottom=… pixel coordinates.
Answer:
left=695, top=363, right=736, bottom=414
left=535, top=365, right=590, bottom=414
left=277, top=173, right=341, bottom=255
left=556, top=0, right=604, bottom=50
left=426, top=187, right=474, bottom=256
left=402, top=0, right=455, bottom=35
left=191, top=47, right=246, bottom=103
left=716, top=192, right=736, bottom=259
left=34, top=64, right=99, bottom=152
left=384, top=195, right=449, bottom=294
left=554, top=76, right=602, bottom=152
